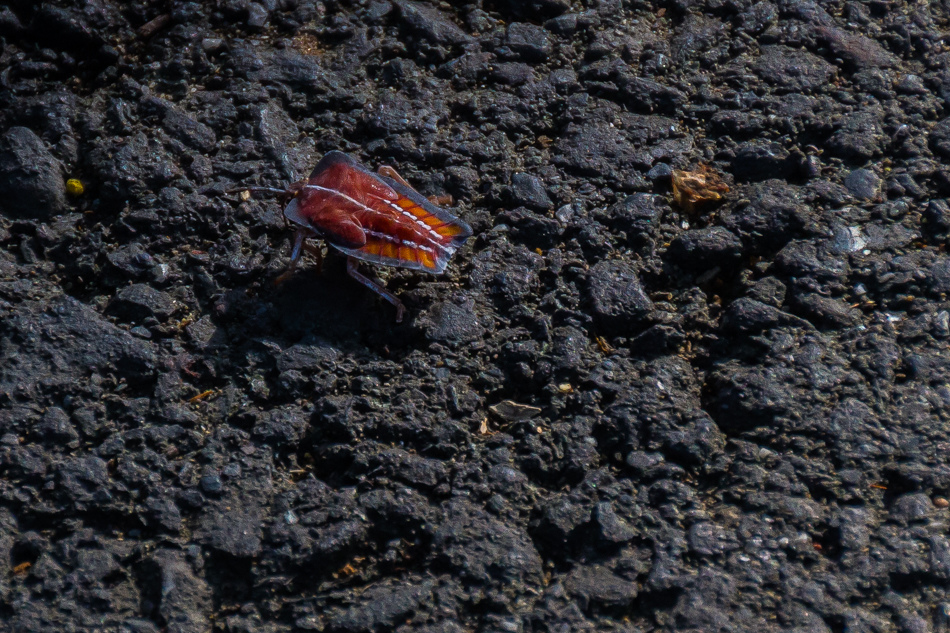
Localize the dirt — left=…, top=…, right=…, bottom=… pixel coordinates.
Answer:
left=1, top=0, right=950, bottom=631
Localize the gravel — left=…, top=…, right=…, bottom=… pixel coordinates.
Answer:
left=1, top=1, right=949, bottom=631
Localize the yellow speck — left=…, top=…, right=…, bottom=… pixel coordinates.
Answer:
left=66, top=178, right=84, bottom=197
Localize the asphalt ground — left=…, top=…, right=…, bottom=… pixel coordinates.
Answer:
left=1, top=1, right=950, bottom=631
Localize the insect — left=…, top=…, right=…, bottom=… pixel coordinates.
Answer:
left=240, top=151, right=473, bottom=322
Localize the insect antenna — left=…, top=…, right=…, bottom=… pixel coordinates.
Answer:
left=227, top=186, right=293, bottom=196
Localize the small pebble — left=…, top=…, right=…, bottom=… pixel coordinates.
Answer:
left=200, top=473, right=223, bottom=494
left=844, top=168, right=881, bottom=200
left=65, top=178, right=84, bottom=196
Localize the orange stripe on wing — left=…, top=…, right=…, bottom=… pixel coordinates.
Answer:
left=418, top=250, right=436, bottom=270
left=396, top=200, right=467, bottom=239
left=379, top=241, right=398, bottom=260
left=397, top=245, right=418, bottom=265
left=434, top=223, right=466, bottom=238
left=361, top=241, right=383, bottom=256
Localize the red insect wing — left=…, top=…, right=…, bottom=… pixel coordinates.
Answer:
left=284, top=152, right=472, bottom=273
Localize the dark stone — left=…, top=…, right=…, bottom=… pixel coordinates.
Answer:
left=826, top=111, right=884, bottom=161
left=506, top=173, right=552, bottom=210
left=594, top=193, right=664, bottom=240
left=687, top=522, right=738, bottom=556
left=844, top=168, right=881, bottom=201
left=721, top=298, right=814, bottom=334
left=422, top=295, right=484, bottom=344
left=505, top=23, right=552, bottom=62
left=647, top=163, right=673, bottom=182
left=276, top=337, right=341, bottom=372
left=665, top=227, right=743, bottom=272
left=326, top=581, right=434, bottom=633
left=740, top=1, right=778, bottom=34
left=89, top=132, right=182, bottom=203
left=671, top=14, right=727, bottom=65
left=617, top=76, right=686, bottom=114
left=395, top=0, right=473, bottom=47
left=587, top=260, right=653, bottom=335
left=929, top=118, right=950, bottom=160
left=720, top=181, right=814, bottom=252
left=536, top=496, right=592, bottom=545
left=773, top=240, right=849, bottom=284
left=445, top=165, right=480, bottom=199
left=310, top=520, right=368, bottom=561
left=185, top=316, right=229, bottom=350
left=432, top=500, right=543, bottom=588
left=886, top=172, right=926, bottom=199
left=788, top=293, right=857, bottom=329
left=547, top=67, right=577, bottom=91
left=745, top=276, right=786, bottom=307
left=625, top=451, right=664, bottom=477
left=163, top=107, right=216, bottom=154
left=437, top=51, right=491, bottom=83
left=252, top=408, right=309, bottom=445
left=554, top=114, right=674, bottom=185
left=928, top=257, right=950, bottom=294
left=593, top=502, right=636, bottom=545
left=889, top=493, right=933, bottom=525
left=33, top=407, right=80, bottom=447
left=896, top=74, right=928, bottom=95
left=246, top=2, right=269, bottom=28
left=542, top=326, right=582, bottom=372
left=0, top=6, right=25, bottom=35
left=815, top=25, right=899, bottom=70
left=0, top=127, right=66, bottom=219
left=199, top=473, right=223, bottom=494
left=629, top=324, right=686, bottom=354
left=490, top=62, right=534, bottom=86
left=35, top=5, right=107, bottom=50
left=0, top=295, right=156, bottom=394
left=56, top=456, right=110, bottom=507
left=76, top=548, right=119, bottom=583
left=144, top=496, right=183, bottom=532
left=501, top=207, right=562, bottom=249
left=923, top=199, right=950, bottom=235
left=199, top=502, right=263, bottom=557
left=106, top=243, right=158, bottom=279
left=753, top=45, right=836, bottom=92
left=141, top=100, right=215, bottom=158
left=565, top=566, right=638, bottom=610
left=147, top=550, right=212, bottom=633
left=730, top=142, right=792, bottom=182
left=107, top=284, right=179, bottom=322
left=363, top=449, right=449, bottom=491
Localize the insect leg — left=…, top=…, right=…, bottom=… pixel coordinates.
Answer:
left=274, top=229, right=307, bottom=286
left=232, top=186, right=292, bottom=196
left=346, top=256, right=406, bottom=323
left=427, top=194, right=454, bottom=206
left=377, top=165, right=414, bottom=189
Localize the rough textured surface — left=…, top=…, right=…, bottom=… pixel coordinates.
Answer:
left=1, top=1, right=949, bottom=631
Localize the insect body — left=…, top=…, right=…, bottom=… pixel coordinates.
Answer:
left=244, top=152, right=472, bottom=322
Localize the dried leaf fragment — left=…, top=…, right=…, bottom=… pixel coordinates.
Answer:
left=671, top=166, right=729, bottom=214
left=490, top=400, right=542, bottom=421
